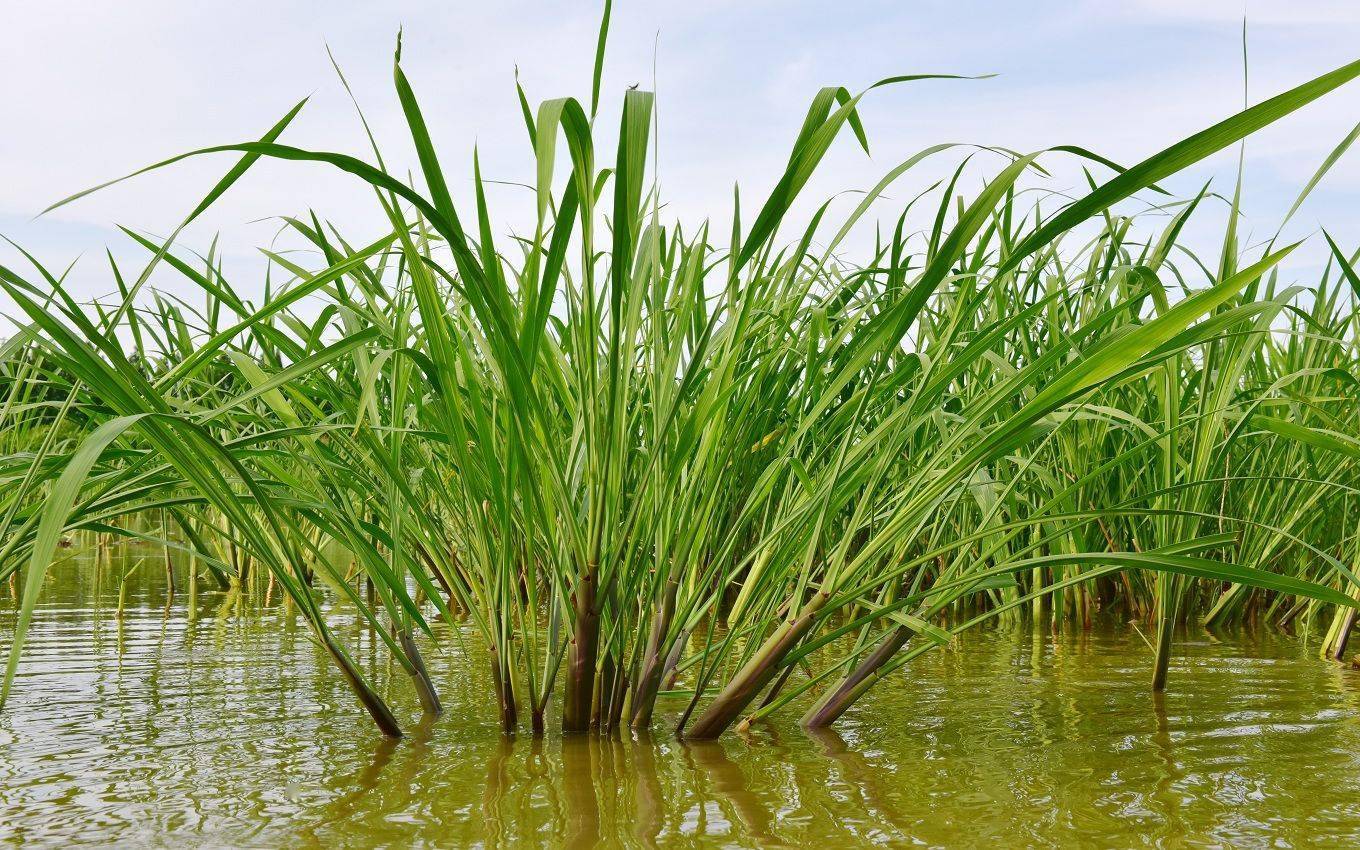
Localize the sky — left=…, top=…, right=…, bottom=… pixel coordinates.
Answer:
left=4, top=0, right=1360, bottom=326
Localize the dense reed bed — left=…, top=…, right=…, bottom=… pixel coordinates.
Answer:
left=5, top=24, right=1360, bottom=741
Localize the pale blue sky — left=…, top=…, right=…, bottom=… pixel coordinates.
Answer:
left=4, top=1, right=1360, bottom=322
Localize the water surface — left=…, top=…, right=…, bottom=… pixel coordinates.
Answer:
left=4, top=548, right=1360, bottom=847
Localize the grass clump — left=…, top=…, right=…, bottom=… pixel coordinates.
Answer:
left=4, top=20, right=1360, bottom=740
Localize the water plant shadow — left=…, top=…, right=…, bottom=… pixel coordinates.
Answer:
left=805, top=725, right=910, bottom=838
left=682, top=738, right=783, bottom=847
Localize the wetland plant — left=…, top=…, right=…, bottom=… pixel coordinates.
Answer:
left=4, top=17, right=1360, bottom=741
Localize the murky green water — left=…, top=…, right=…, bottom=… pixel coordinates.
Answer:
left=5, top=549, right=1360, bottom=847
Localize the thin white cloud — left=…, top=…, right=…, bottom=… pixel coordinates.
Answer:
left=1120, top=0, right=1360, bottom=24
